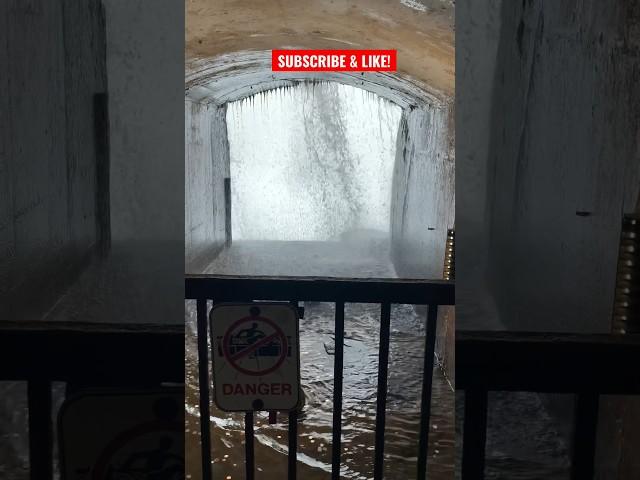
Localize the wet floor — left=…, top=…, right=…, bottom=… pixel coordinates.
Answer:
left=195, top=238, right=401, bottom=279
left=186, top=238, right=455, bottom=479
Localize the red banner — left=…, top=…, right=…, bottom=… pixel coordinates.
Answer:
left=272, top=49, right=397, bottom=72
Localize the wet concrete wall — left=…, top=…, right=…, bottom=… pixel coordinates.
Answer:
left=87, top=0, right=184, bottom=325
left=103, top=0, right=184, bottom=245
left=388, top=103, right=454, bottom=379
left=185, top=101, right=228, bottom=270
left=1, top=1, right=184, bottom=325
left=478, top=2, right=640, bottom=475
left=0, top=0, right=107, bottom=319
left=455, top=0, right=504, bottom=330
left=487, top=0, right=640, bottom=334
left=390, top=105, right=454, bottom=280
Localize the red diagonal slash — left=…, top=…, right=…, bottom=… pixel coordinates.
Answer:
left=229, top=332, right=280, bottom=362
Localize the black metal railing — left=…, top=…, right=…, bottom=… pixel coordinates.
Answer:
left=185, top=274, right=455, bottom=480
left=457, top=330, right=640, bottom=480
left=0, top=321, right=184, bottom=480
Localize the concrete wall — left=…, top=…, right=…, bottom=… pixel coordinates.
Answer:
left=387, top=103, right=455, bottom=379
left=390, top=105, right=455, bottom=279
left=103, top=0, right=184, bottom=246
left=486, top=0, right=640, bottom=333
left=455, top=2, right=640, bottom=474
left=185, top=100, right=228, bottom=271
left=0, top=0, right=107, bottom=319
left=67, top=0, right=185, bottom=326
left=455, top=0, right=504, bottom=330
left=1, top=0, right=185, bottom=325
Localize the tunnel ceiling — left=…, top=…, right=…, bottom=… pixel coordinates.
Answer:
left=185, top=0, right=454, bottom=104
left=186, top=51, right=447, bottom=109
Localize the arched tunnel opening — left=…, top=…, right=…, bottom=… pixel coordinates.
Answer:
left=186, top=53, right=454, bottom=280
left=212, top=82, right=402, bottom=277
left=185, top=50, right=455, bottom=479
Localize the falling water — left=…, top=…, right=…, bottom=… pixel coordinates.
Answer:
left=226, top=82, right=402, bottom=241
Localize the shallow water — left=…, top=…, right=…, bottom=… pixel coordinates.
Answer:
left=185, top=300, right=454, bottom=480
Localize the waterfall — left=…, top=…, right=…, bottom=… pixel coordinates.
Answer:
left=226, top=82, right=402, bottom=241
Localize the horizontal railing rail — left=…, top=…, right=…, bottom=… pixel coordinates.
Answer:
left=0, top=321, right=184, bottom=383
left=186, top=274, right=455, bottom=480
left=186, top=274, right=455, bottom=304
left=457, top=330, right=640, bottom=480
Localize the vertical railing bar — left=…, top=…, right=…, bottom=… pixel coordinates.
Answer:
left=197, top=298, right=212, bottom=480
left=461, top=387, right=488, bottom=480
left=28, top=379, right=53, bottom=480
left=288, top=299, right=299, bottom=480
left=571, top=393, right=599, bottom=480
left=288, top=410, right=298, bottom=480
left=416, top=304, right=438, bottom=479
left=331, top=301, right=345, bottom=480
left=245, top=411, right=255, bottom=480
left=374, top=303, right=392, bottom=480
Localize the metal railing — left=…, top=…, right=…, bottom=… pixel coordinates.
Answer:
left=0, top=321, right=184, bottom=480
left=185, top=274, right=455, bottom=480
left=457, top=330, right=640, bottom=479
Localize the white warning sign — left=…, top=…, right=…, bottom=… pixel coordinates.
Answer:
left=210, top=303, right=300, bottom=411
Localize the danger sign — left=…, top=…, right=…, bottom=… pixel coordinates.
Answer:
left=210, top=303, right=300, bottom=411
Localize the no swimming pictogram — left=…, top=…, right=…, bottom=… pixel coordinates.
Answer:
left=222, top=313, right=289, bottom=376
left=210, top=303, right=300, bottom=412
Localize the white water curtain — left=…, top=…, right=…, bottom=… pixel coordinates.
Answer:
left=226, top=82, right=402, bottom=241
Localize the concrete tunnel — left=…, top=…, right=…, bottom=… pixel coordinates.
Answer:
left=185, top=53, right=454, bottom=278
left=184, top=1, right=455, bottom=376
left=183, top=3, right=455, bottom=477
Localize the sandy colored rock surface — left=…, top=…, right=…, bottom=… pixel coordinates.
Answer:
left=186, top=0, right=454, bottom=96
